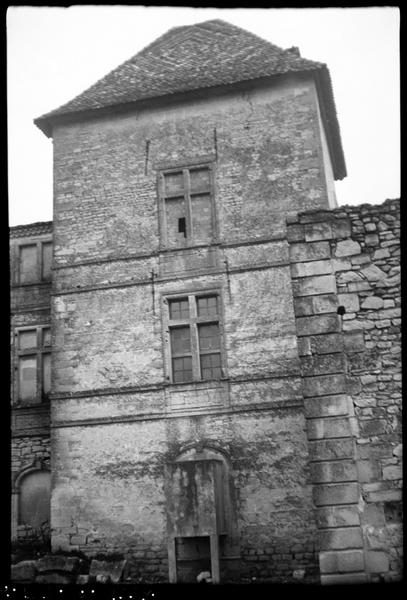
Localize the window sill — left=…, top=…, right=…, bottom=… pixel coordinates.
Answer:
left=11, top=280, right=52, bottom=289
left=164, top=378, right=229, bottom=389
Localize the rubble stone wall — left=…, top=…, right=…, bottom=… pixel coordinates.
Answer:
left=288, top=198, right=401, bottom=583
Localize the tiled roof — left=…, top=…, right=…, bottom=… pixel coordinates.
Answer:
left=34, top=19, right=346, bottom=179
left=10, top=221, right=53, bottom=239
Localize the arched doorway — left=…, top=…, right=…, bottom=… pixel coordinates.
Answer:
left=12, top=463, right=50, bottom=540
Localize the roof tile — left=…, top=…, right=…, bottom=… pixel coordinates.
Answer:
left=34, top=19, right=346, bottom=179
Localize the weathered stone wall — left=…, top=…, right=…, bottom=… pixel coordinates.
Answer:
left=49, top=76, right=330, bottom=583
left=12, top=436, right=50, bottom=475
left=52, top=75, right=333, bottom=268
left=50, top=408, right=319, bottom=582
left=288, top=198, right=401, bottom=583
left=43, top=51, right=401, bottom=584
left=334, top=200, right=401, bottom=582
left=12, top=436, right=51, bottom=541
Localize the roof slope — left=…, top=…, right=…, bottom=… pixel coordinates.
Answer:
left=10, top=221, right=53, bottom=238
left=35, top=19, right=346, bottom=179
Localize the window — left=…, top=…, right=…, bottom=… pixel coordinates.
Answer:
left=159, top=164, right=215, bottom=248
left=18, top=240, right=52, bottom=284
left=165, top=292, right=224, bottom=383
left=15, top=326, right=51, bottom=403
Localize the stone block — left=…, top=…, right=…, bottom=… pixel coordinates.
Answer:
left=36, top=555, right=80, bottom=574
left=319, top=550, right=364, bottom=574
left=373, top=248, right=390, bottom=260
left=89, top=559, right=127, bottom=584
left=307, top=416, right=351, bottom=440
left=332, top=257, right=352, bottom=272
left=70, top=535, right=87, bottom=545
left=287, top=224, right=305, bottom=243
left=289, top=241, right=331, bottom=262
left=337, top=293, right=360, bottom=313
left=360, top=504, right=385, bottom=528
left=348, top=281, right=372, bottom=293
left=11, top=560, right=37, bottom=582
left=301, top=353, right=345, bottom=377
left=361, top=296, right=384, bottom=310
left=356, top=441, right=394, bottom=460
left=359, top=419, right=387, bottom=437
left=365, top=233, right=379, bottom=246
left=291, top=259, right=332, bottom=278
left=304, top=222, right=332, bottom=242
left=321, top=572, right=366, bottom=585
left=334, top=240, right=361, bottom=257
left=51, top=535, right=73, bottom=552
left=313, top=482, right=359, bottom=506
left=293, top=296, right=314, bottom=317
left=316, top=505, right=360, bottom=528
left=35, top=573, right=73, bottom=584
left=309, top=438, right=354, bottom=461
left=351, top=253, right=371, bottom=265
left=343, top=332, right=365, bottom=353
left=298, top=211, right=332, bottom=224
left=293, top=274, right=336, bottom=297
left=296, top=314, right=339, bottom=336
left=310, top=460, right=357, bottom=483
left=297, top=337, right=311, bottom=356
left=356, top=460, right=381, bottom=483
left=382, top=465, right=402, bottom=480
left=304, top=395, right=349, bottom=418
left=392, top=444, right=402, bottom=458
left=337, top=270, right=361, bottom=283
left=319, top=527, right=363, bottom=550
left=308, top=333, right=343, bottom=354
left=365, top=222, right=376, bottom=232
left=303, top=374, right=346, bottom=398
left=331, top=219, right=352, bottom=239
left=366, top=489, right=402, bottom=503
left=359, top=373, right=377, bottom=388
left=365, top=551, right=389, bottom=573
left=360, top=264, right=387, bottom=281
left=294, top=295, right=337, bottom=317
left=312, top=294, right=338, bottom=314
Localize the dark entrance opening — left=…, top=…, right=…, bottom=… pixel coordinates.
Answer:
left=175, top=536, right=211, bottom=583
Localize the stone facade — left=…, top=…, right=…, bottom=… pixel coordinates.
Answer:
left=10, top=20, right=401, bottom=584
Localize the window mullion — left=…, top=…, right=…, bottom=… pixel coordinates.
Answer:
left=209, top=164, right=216, bottom=242
left=159, top=174, right=168, bottom=249
left=36, top=242, right=42, bottom=282
left=184, top=169, right=193, bottom=239
left=188, top=295, right=200, bottom=380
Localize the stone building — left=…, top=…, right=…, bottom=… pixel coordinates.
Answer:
left=10, top=20, right=401, bottom=584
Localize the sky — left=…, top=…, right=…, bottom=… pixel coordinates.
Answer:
left=7, top=5, right=400, bottom=226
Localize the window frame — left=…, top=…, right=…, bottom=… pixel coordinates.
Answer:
left=162, top=289, right=226, bottom=384
left=14, top=325, right=51, bottom=404
left=157, top=162, right=217, bottom=249
left=16, top=239, right=53, bottom=285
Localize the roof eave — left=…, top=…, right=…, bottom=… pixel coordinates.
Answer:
left=34, top=67, right=347, bottom=183
left=313, top=67, right=347, bottom=181
left=34, top=70, right=319, bottom=138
